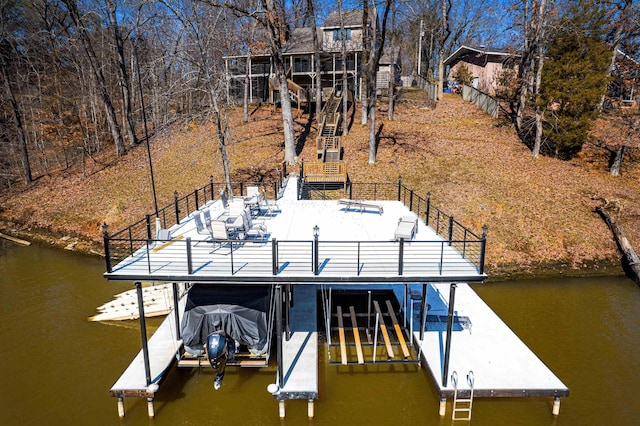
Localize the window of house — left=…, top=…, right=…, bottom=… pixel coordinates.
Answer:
left=333, top=28, right=351, bottom=41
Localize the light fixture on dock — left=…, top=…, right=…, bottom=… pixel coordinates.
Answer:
left=267, top=383, right=280, bottom=394
left=313, top=225, right=319, bottom=239
left=313, top=225, right=319, bottom=275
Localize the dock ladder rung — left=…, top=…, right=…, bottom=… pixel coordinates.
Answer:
left=452, top=370, right=475, bottom=421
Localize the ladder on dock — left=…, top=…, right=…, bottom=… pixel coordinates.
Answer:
left=452, top=370, right=475, bottom=421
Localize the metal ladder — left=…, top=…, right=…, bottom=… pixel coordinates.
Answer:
left=452, top=370, right=475, bottom=421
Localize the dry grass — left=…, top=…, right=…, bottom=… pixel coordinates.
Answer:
left=1, top=88, right=639, bottom=278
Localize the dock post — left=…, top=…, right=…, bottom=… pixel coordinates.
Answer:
left=439, top=398, right=447, bottom=417
left=172, top=282, right=181, bottom=339
left=278, top=400, right=286, bottom=418
left=276, top=285, right=284, bottom=389
left=117, top=397, right=125, bottom=418
left=552, top=397, right=561, bottom=415
left=442, top=283, right=457, bottom=387
left=147, top=397, right=155, bottom=417
left=135, top=282, right=152, bottom=386
left=308, top=399, right=315, bottom=419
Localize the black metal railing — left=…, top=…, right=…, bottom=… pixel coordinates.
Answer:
left=104, top=178, right=487, bottom=276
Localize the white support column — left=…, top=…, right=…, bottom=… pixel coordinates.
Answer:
left=117, top=397, right=125, bottom=418
left=147, top=398, right=155, bottom=418
left=552, top=397, right=561, bottom=415
left=278, top=400, right=286, bottom=419
left=307, top=399, right=315, bottom=419
left=439, top=398, right=447, bottom=417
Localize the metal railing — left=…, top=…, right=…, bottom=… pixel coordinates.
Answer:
left=104, top=178, right=487, bottom=276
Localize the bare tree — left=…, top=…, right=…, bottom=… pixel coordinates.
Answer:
left=338, top=0, right=349, bottom=136
left=306, top=0, right=322, bottom=117
left=436, top=0, right=451, bottom=100
left=62, top=0, right=127, bottom=156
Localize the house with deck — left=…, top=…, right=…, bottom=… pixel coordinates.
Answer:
left=224, top=9, right=400, bottom=106
left=444, top=45, right=519, bottom=95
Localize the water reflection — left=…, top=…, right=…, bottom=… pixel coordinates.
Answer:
left=1, top=240, right=639, bottom=425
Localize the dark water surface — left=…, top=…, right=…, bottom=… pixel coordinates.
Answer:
left=1, top=239, right=639, bottom=425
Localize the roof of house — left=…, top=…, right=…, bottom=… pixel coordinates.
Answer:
left=322, top=10, right=365, bottom=28
left=282, top=27, right=319, bottom=54
left=444, top=45, right=519, bottom=67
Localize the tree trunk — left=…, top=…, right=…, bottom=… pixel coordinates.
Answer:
left=437, top=0, right=451, bottom=101
left=338, top=0, right=349, bottom=136
left=388, top=4, right=396, bottom=121
left=306, top=0, right=322, bottom=116
left=1, top=59, right=32, bottom=184
left=244, top=55, right=250, bottom=122
left=595, top=199, right=640, bottom=284
left=64, top=0, right=126, bottom=156
left=531, top=0, right=547, bottom=158
left=107, top=0, right=138, bottom=146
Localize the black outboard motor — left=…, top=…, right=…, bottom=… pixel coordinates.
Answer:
left=206, top=331, right=236, bottom=390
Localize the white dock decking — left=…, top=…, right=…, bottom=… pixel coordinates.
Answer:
left=110, top=293, right=184, bottom=399
left=273, top=285, right=318, bottom=417
left=413, top=283, right=568, bottom=404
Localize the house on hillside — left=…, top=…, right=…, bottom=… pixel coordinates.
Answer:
left=444, top=45, right=519, bottom=96
left=609, top=49, right=639, bottom=108
left=224, top=10, right=400, bottom=105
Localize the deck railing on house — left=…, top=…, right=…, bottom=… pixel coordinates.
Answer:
left=103, top=178, right=486, bottom=277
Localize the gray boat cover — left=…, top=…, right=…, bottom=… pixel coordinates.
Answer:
left=181, top=285, right=270, bottom=355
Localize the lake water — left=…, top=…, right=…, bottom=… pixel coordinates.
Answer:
left=1, top=239, right=639, bottom=425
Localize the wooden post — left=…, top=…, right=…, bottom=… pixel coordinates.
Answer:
left=442, top=283, right=457, bottom=387
left=172, top=282, right=181, bottom=340
left=439, top=398, right=447, bottom=417
left=279, top=400, right=286, bottom=419
left=102, top=223, right=112, bottom=273
left=147, top=397, right=155, bottom=417
left=552, top=397, right=561, bottom=415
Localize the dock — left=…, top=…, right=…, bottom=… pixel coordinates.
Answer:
left=100, top=175, right=567, bottom=421
left=409, top=283, right=569, bottom=415
left=272, top=284, right=318, bottom=418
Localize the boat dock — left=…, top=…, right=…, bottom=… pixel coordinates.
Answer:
left=101, top=175, right=568, bottom=421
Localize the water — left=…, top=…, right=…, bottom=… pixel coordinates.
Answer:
left=1, top=239, right=639, bottom=425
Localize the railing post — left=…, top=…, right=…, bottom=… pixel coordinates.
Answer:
left=195, top=189, right=199, bottom=211
left=174, top=190, right=180, bottom=225
left=210, top=175, right=214, bottom=201
left=448, top=216, right=454, bottom=246
left=240, top=182, right=244, bottom=197
left=186, top=237, right=193, bottom=274
left=349, top=182, right=353, bottom=200
left=479, top=225, right=488, bottom=274
left=172, top=282, right=181, bottom=340
left=146, top=215, right=152, bottom=241
left=276, top=285, right=284, bottom=388
left=102, top=223, right=112, bottom=273
left=272, top=239, right=278, bottom=275
left=425, top=192, right=431, bottom=226
left=397, top=176, right=402, bottom=201
left=398, top=238, right=404, bottom=275
left=409, top=189, right=414, bottom=211
left=313, top=234, right=319, bottom=275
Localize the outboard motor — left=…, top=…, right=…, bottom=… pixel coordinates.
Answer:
left=206, top=331, right=229, bottom=390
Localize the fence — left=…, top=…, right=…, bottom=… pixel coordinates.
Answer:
left=462, top=84, right=499, bottom=118
left=415, top=75, right=437, bottom=101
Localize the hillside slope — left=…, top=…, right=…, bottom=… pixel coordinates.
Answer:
left=1, top=90, right=638, bottom=279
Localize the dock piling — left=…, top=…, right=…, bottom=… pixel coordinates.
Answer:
left=308, top=399, right=315, bottom=419
left=439, top=398, right=447, bottom=417
left=553, top=397, right=561, bottom=415
left=147, top=397, right=155, bottom=417
left=117, top=397, right=125, bottom=418
left=279, top=400, right=286, bottom=418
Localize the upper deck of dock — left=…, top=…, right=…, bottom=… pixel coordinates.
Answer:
left=103, top=176, right=487, bottom=285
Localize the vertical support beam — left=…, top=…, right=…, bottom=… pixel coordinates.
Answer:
left=442, top=283, right=457, bottom=387
left=102, top=223, right=112, bottom=273
left=210, top=175, right=214, bottom=202
left=117, top=397, right=125, bottom=418
left=279, top=400, right=286, bottom=419
left=307, top=399, right=315, bottom=419
left=552, top=397, right=561, bottom=416
left=420, top=283, right=427, bottom=341
left=409, top=189, right=414, bottom=211
left=397, top=176, right=402, bottom=201
left=439, top=398, right=447, bottom=417
left=147, top=397, right=155, bottom=418
left=275, top=285, right=284, bottom=388
left=398, top=238, right=404, bottom=275
left=136, top=282, right=152, bottom=387
left=448, top=216, right=454, bottom=246
left=172, top=282, right=181, bottom=340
